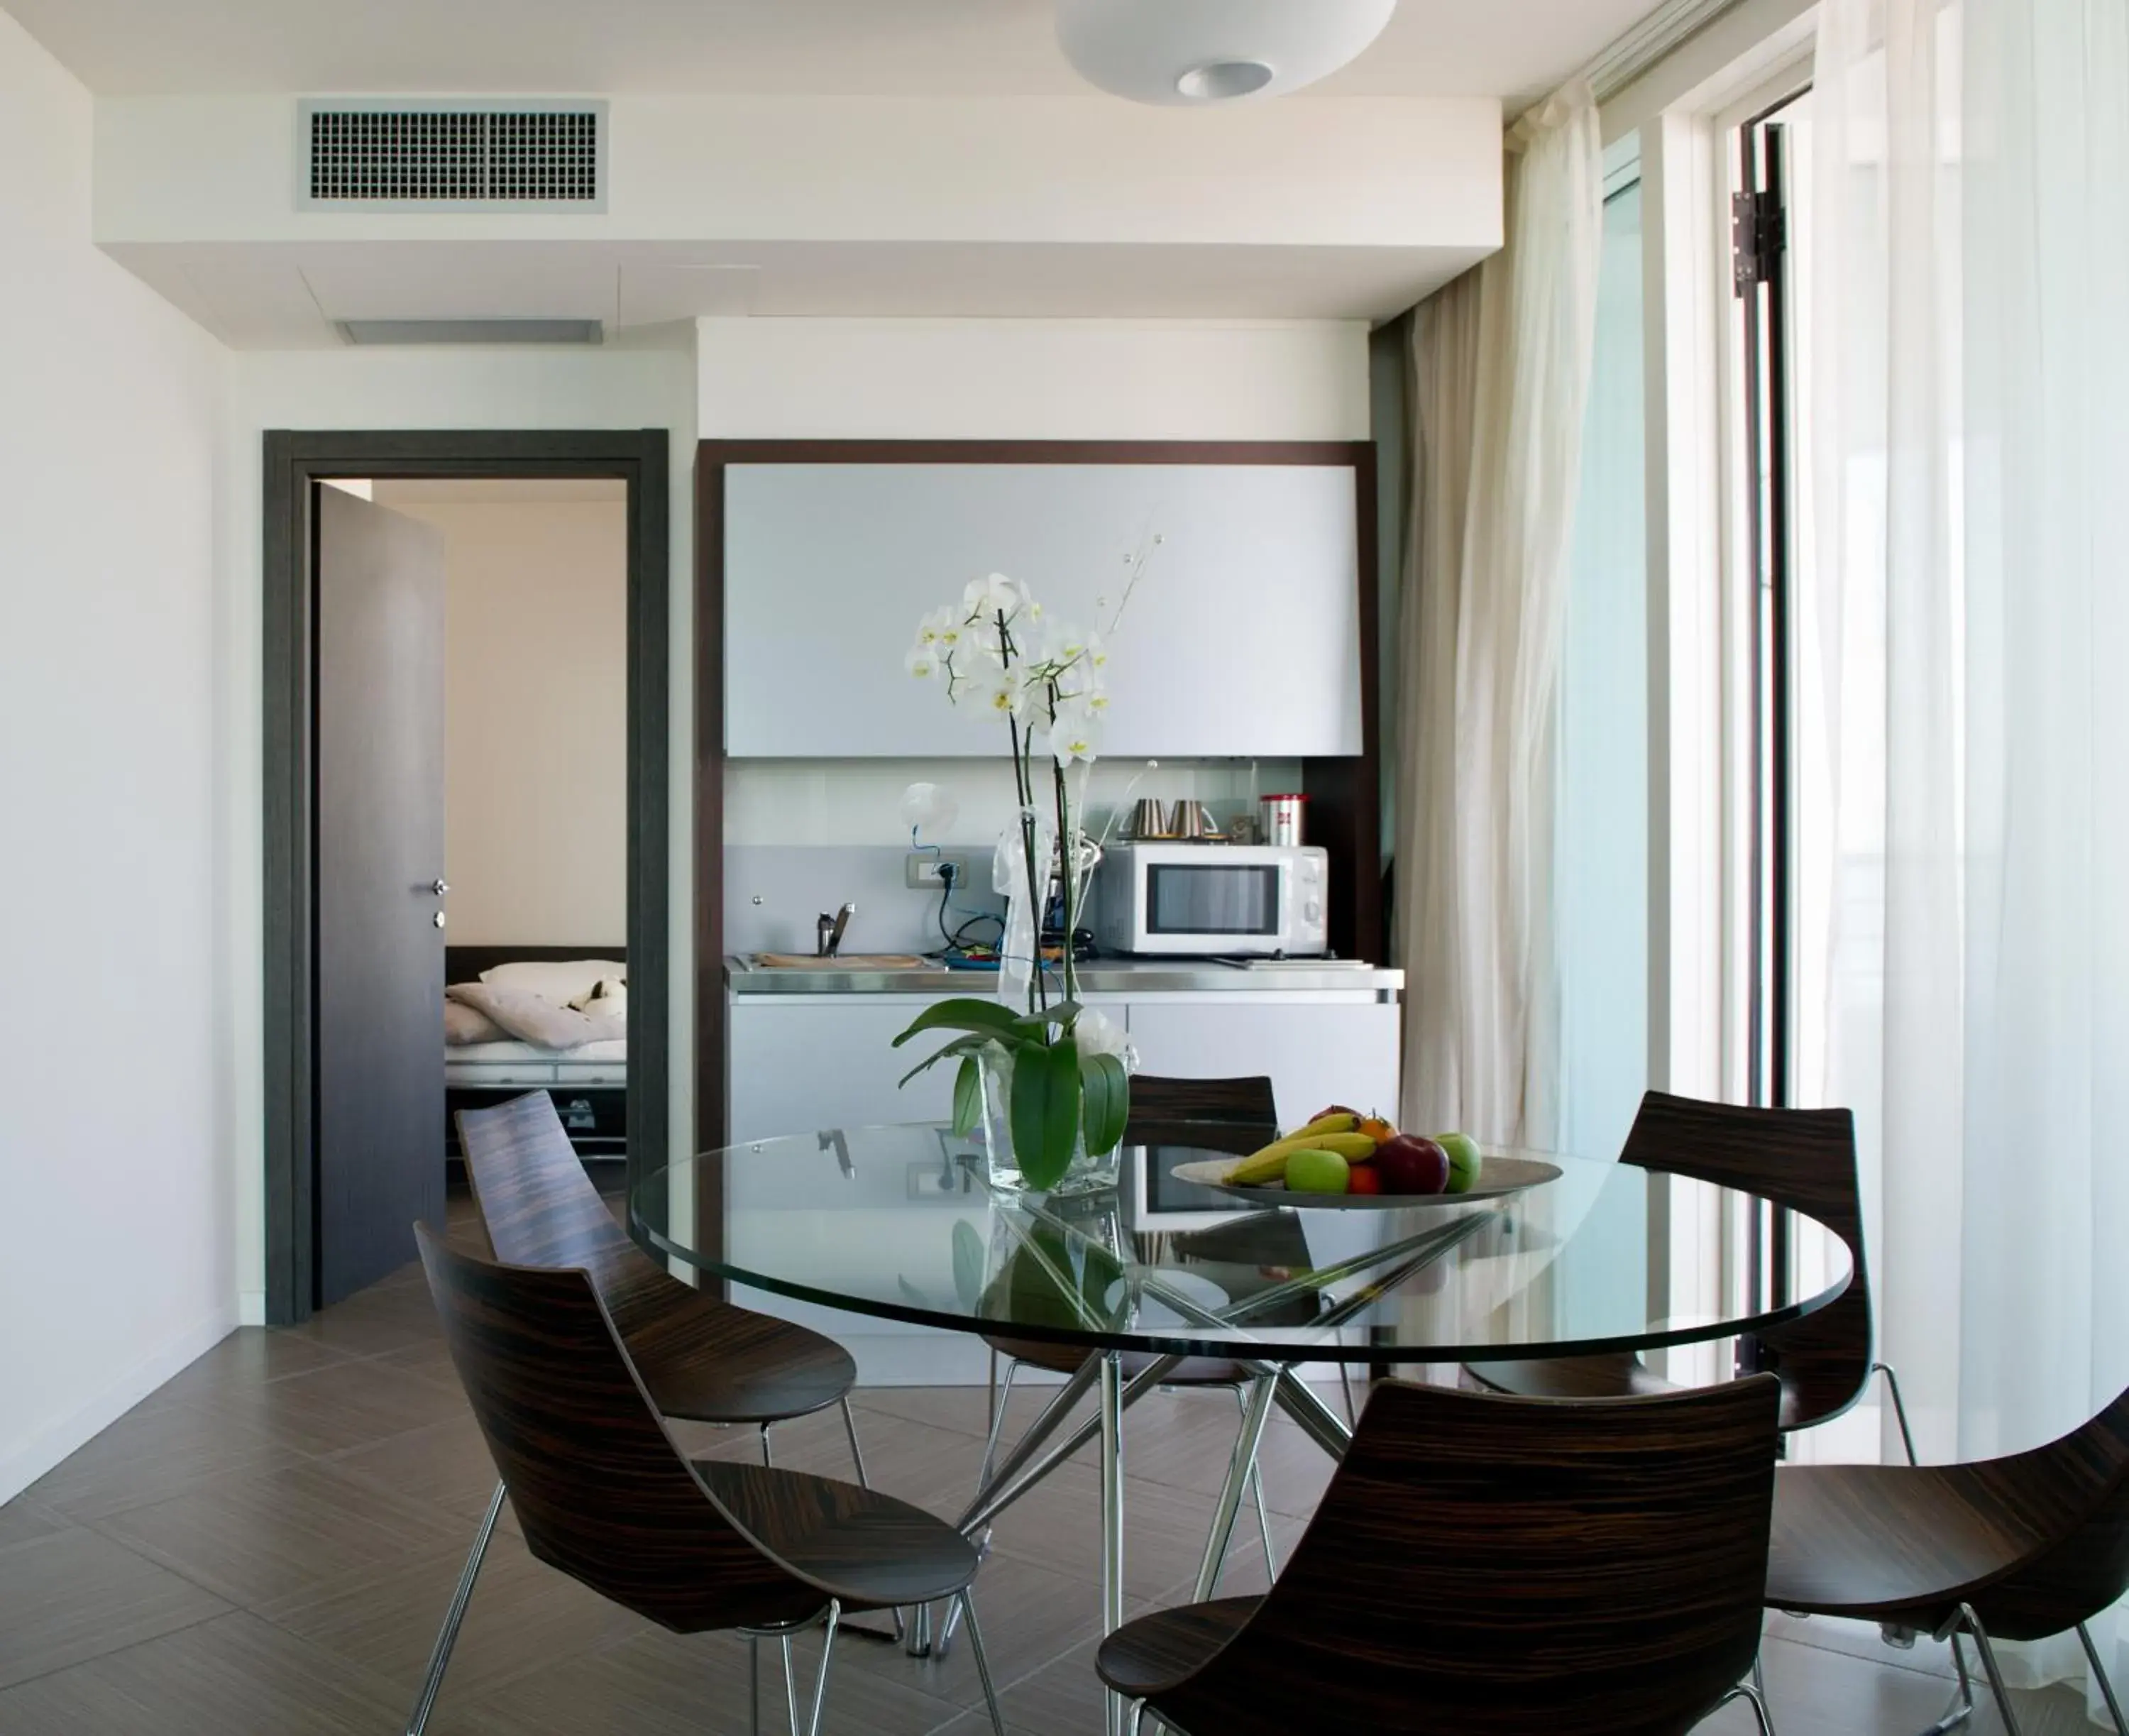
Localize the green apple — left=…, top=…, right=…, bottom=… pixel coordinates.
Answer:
left=1283, top=1148, right=1351, bottom=1195
left=1434, top=1132, right=1483, bottom=1193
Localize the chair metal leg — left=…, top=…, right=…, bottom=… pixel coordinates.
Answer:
left=1959, top=1605, right=2025, bottom=1736
left=803, top=1601, right=840, bottom=1736
left=405, top=1479, right=505, bottom=1736
left=2079, top=1621, right=2129, bottom=1736
left=1874, top=1361, right=1921, bottom=1466
left=959, top=1590, right=1008, bottom=1736
left=761, top=1423, right=774, bottom=1467
left=1338, top=1362, right=1359, bottom=1429
left=781, top=1633, right=801, bottom=1736
left=749, top=1635, right=761, bottom=1736
left=1915, top=1630, right=1977, bottom=1736
left=1707, top=1681, right=1776, bottom=1735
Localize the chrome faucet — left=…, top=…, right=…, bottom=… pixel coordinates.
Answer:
left=816, top=901, right=857, bottom=957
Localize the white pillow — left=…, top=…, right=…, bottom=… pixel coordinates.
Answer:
left=478, top=958, right=625, bottom=1003
left=568, top=978, right=628, bottom=1020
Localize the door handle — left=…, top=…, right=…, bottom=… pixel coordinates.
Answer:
left=431, top=879, right=450, bottom=896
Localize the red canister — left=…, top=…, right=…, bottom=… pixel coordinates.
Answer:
left=1259, top=792, right=1306, bottom=846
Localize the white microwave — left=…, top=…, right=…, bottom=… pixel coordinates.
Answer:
left=1090, top=843, right=1329, bottom=957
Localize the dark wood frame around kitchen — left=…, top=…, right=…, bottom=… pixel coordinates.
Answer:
left=693, top=437, right=1383, bottom=1183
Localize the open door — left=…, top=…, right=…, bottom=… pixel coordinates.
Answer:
left=315, top=485, right=447, bottom=1305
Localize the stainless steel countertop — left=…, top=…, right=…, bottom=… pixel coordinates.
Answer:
left=725, top=955, right=1404, bottom=996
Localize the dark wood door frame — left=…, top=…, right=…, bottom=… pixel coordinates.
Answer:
left=264, top=429, right=671, bottom=1325
left=693, top=438, right=1380, bottom=1253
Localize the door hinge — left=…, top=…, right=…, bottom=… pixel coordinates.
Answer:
left=1732, top=189, right=1786, bottom=294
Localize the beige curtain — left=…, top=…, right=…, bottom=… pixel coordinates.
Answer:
left=1395, top=84, right=1603, bottom=1148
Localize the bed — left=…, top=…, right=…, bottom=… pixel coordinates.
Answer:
left=444, top=945, right=627, bottom=1162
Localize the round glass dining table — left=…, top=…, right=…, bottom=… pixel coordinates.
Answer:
left=632, top=1125, right=1850, bottom=1732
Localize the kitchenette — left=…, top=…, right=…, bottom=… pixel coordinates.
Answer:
left=700, top=431, right=1399, bottom=1380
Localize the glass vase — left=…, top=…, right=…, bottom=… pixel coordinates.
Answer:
left=976, top=1046, right=1121, bottom=1196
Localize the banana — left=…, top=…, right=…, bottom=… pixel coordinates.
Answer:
left=1227, top=1129, right=1378, bottom=1186
left=1287, top=1111, right=1359, bottom=1141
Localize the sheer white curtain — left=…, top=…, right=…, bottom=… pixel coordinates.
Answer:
left=1808, top=0, right=2129, bottom=1708
left=1397, top=83, right=1603, bottom=1147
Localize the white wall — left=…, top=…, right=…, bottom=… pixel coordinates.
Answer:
left=700, top=316, right=1371, bottom=852
left=221, top=344, right=696, bottom=1321
left=377, top=490, right=629, bottom=948
left=0, top=7, right=232, bottom=1501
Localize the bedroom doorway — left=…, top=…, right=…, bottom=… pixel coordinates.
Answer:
left=263, top=432, right=670, bottom=1324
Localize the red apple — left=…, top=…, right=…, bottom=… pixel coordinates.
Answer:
left=1375, top=1134, right=1450, bottom=1196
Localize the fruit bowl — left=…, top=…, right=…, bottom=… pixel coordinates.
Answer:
left=1169, top=1153, right=1564, bottom=1211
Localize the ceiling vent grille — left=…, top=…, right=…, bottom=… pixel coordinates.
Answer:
left=299, top=99, right=605, bottom=210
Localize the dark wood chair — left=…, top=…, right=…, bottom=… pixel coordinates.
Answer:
left=1467, top=1090, right=1909, bottom=1444
left=405, top=1092, right=877, bottom=1734
left=1096, top=1374, right=1786, bottom=1735
left=1765, top=1383, right=2129, bottom=1736
left=974, top=1076, right=1295, bottom=1603
left=413, top=1226, right=1007, bottom=1736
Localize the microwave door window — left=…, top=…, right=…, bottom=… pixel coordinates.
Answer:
left=1147, top=864, right=1280, bottom=936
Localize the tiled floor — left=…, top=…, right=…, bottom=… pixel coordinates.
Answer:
left=0, top=1208, right=2101, bottom=1733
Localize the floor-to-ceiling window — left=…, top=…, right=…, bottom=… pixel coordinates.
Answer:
left=1556, top=143, right=1649, bottom=1163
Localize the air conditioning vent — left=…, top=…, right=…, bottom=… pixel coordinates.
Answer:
left=299, top=99, right=605, bottom=210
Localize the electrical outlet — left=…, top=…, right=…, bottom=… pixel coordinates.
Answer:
left=906, top=852, right=970, bottom=890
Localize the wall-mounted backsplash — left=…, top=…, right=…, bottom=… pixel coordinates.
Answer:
left=725, top=845, right=1009, bottom=958
left=725, top=757, right=1300, bottom=850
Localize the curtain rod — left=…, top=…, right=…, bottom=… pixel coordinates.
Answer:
left=1552, top=0, right=1751, bottom=108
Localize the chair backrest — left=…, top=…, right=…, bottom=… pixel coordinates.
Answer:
left=457, top=1092, right=674, bottom=1336
left=1157, top=1375, right=1783, bottom=1736
left=1967, top=1383, right=2129, bottom=1641
left=1126, top=1072, right=1279, bottom=1128
left=1624, top=1090, right=1871, bottom=1429
left=414, top=1225, right=823, bottom=1633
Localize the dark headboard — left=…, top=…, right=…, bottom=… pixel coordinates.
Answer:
left=446, top=944, right=627, bottom=985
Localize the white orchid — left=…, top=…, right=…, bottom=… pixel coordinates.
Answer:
left=962, top=674, right=1031, bottom=723
left=914, top=605, right=966, bottom=652
left=1050, top=705, right=1100, bottom=766
left=962, top=572, right=1029, bottom=625
left=899, top=551, right=1157, bottom=1058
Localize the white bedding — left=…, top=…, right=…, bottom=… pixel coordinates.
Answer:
left=446, top=1036, right=627, bottom=1086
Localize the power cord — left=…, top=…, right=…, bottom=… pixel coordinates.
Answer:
left=934, top=862, right=1005, bottom=959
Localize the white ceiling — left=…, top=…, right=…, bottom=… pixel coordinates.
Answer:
left=13, top=0, right=1660, bottom=104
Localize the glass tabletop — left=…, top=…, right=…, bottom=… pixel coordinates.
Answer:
left=630, top=1124, right=1852, bottom=1366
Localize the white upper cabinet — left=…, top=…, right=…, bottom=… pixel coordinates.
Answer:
left=723, top=460, right=1364, bottom=758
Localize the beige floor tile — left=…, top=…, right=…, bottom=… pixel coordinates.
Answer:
left=0, top=1609, right=405, bottom=1735
left=255, top=1527, right=647, bottom=1709
left=92, top=1456, right=470, bottom=1608
left=21, top=1395, right=299, bottom=1524
left=193, top=1353, right=471, bottom=1457
left=0, top=1526, right=230, bottom=1690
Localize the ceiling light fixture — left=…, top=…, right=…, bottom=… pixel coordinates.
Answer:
left=1055, top=0, right=1397, bottom=106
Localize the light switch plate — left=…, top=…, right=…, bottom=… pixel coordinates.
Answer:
left=906, top=852, right=971, bottom=890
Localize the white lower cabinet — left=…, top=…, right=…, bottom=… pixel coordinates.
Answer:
left=1121, top=998, right=1402, bottom=1129
left=727, top=997, right=957, bottom=1143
